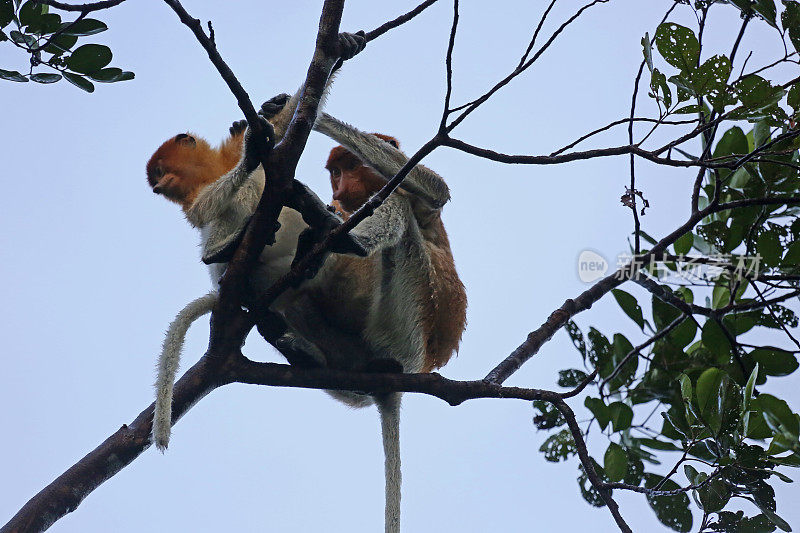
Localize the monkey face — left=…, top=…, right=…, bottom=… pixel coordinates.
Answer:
left=147, top=134, right=213, bottom=209
left=326, top=141, right=394, bottom=213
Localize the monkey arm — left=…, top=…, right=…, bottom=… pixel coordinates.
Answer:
left=268, top=31, right=367, bottom=140
left=348, top=195, right=409, bottom=254
left=186, top=119, right=274, bottom=229
left=314, top=113, right=451, bottom=210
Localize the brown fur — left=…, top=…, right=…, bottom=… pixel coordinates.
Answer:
left=324, top=136, right=467, bottom=372
left=146, top=131, right=244, bottom=212
left=147, top=127, right=466, bottom=372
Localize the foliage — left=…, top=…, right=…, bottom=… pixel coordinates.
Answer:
left=0, top=0, right=132, bottom=91
left=536, top=1, right=800, bottom=531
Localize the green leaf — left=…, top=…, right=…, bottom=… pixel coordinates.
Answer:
left=701, top=319, right=732, bottom=358
left=585, top=397, right=611, bottom=430
left=698, top=476, right=731, bottom=512
left=651, top=68, right=673, bottom=108
left=753, top=0, right=778, bottom=28
left=758, top=231, right=782, bottom=266
left=539, top=429, right=577, bottom=462
left=588, top=328, right=613, bottom=375
left=29, top=72, right=61, bottom=84
left=653, top=291, right=682, bottom=331
left=557, top=369, right=588, bottom=388
left=604, top=442, right=628, bottom=482
left=86, top=67, right=134, bottom=83
left=735, top=75, right=786, bottom=113
left=9, top=29, right=35, bottom=47
left=642, top=32, right=653, bottom=71
left=782, top=241, right=800, bottom=266
left=754, top=119, right=771, bottom=148
left=744, top=363, right=759, bottom=413
left=789, top=84, right=800, bottom=111
left=669, top=319, right=697, bottom=349
left=59, top=17, right=107, bottom=36
left=690, top=55, right=732, bottom=110
left=715, top=126, right=749, bottom=159
left=638, top=437, right=681, bottom=451
left=0, top=0, right=14, bottom=27
left=608, top=333, right=638, bottom=391
left=18, top=0, right=44, bottom=27
left=0, top=68, right=28, bottom=82
left=65, top=44, right=112, bottom=74
left=679, top=373, right=693, bottom=403
left=608, top=402, right=634, bottom=432
left=753, top=394, right=800, bottom=437
left=612, top=289, right=645, bottom=329
left=578, top=463, right=607, bottom=507
left=674, top=232, right=694, bottom=255
left=750, top=348, right=799, bottom=377
left=784, top=0, right=800, bottom=54
left=564, top=320, right=586, bottom=359
left=729, top=167, right=752, bottom=188
left=62, top=71, right=94, bottom=92
left=43, top=32, right=77, bottom=55
left=644, top=474, right=693, bottom=532
left=115, top=70, right=134, bottom=81
left=532, top=400, right=566, bottom=430
left=655, top=23, right=700, bottom=72
left=684, top=464, right=700, bottom=485
left=696, top=367, right=726, bottom=433
left=759, top=506, right=792, bottom=532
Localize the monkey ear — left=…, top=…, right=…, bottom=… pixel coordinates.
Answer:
left=175, top=133, right=197, bottom=147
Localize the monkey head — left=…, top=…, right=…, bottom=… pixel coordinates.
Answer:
left=325, top=134, right=399, bottom=213
left=146, top=133, right=222, bottom=210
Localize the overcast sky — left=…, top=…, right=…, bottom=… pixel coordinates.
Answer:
left=1, top=1, right=798, bottom=531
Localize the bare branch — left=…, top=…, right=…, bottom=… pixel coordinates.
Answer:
left=33, top=0, right=124, bottom=12
left=554, top=400, right=633, bottom=533
left=446, top=0, right=610, bottom=132
left=365, top=0, right=441, bottom=42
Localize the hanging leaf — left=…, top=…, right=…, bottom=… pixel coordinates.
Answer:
left=59, top=18, right=107, bottom=36
left=0, top=0, right=13, bottom=28
left=0, top=68, right=28, bottom=82
left=65, top=44, right=112, bottom=74
left=30, top=72, right=61, bottom=83
left=644, top=474, right=693, bottom=532
left=604, top=442, right=628, bottom=482
left=585, top=397, right=611, bottom=430
left=608, top=402, right=634, bottom=432
left=612, top=289, right=645, bottom=330
left=62, top=71, right=94, bottom=92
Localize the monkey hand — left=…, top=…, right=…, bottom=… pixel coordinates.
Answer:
left=337, top=30, right=366, bottom=61
left=229, top=119, right=248, bottom=137
left=242, top=116, right=276, bottom=172
left=274, top=333, right=327, bottom=368
left=202, top=215, right=281, bottom=265
left=258, top=93, right=291, bottom=120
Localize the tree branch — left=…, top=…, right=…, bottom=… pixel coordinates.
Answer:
left=364, top=0, right=441, bottom=42
left=33, top=0, right=124, bottom=12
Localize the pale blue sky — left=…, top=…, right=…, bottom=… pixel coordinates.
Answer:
left=1, top=1, right=798, bottom=531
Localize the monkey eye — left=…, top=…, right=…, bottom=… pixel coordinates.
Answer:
left=330, top=168, right=341, bottom=178
left=155, top=166, right=164, bottom=177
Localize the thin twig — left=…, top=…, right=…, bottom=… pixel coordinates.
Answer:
left=364, top=0, right=440, bottom=42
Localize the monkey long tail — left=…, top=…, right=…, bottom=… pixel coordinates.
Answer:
left=376, top=393, right=402, bottom=533
left=153, top=291, right=218, bottom=452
